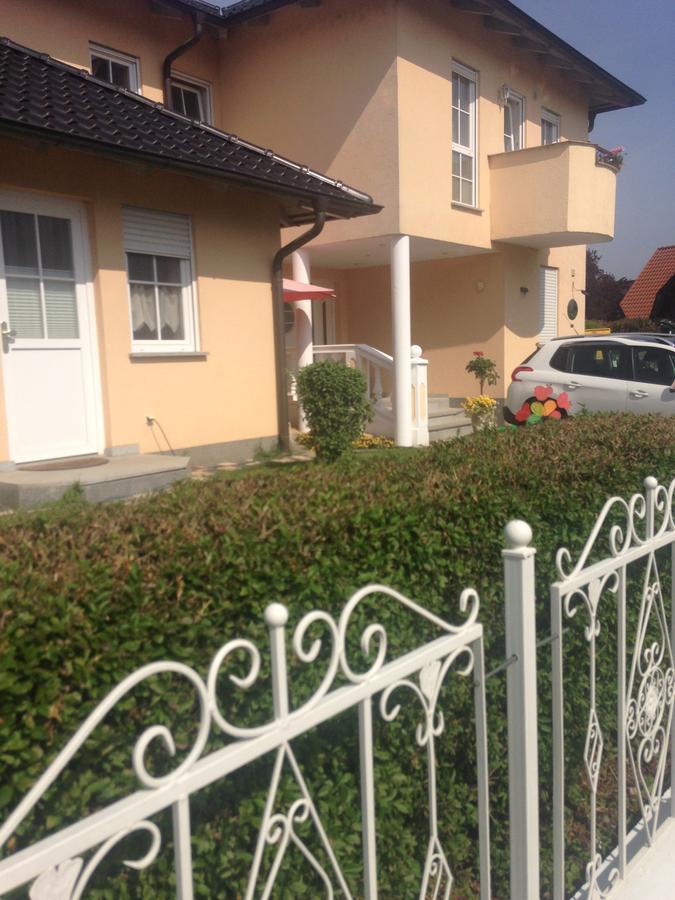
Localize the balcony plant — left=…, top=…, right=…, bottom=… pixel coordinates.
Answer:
left=596, top=145, right=625, bottom=171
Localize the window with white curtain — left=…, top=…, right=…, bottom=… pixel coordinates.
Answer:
left=452, top=62, right=478, bottom=207
left=122, top=207, right=197, bottom=352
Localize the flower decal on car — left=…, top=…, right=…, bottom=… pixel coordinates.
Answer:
left=514, top=385, right=571, bottom=425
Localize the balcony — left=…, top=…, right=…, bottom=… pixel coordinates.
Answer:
left=489, top=140, right=617, bottom=248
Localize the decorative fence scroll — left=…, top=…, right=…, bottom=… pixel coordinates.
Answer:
left=0, top=584, right=490, bottom=899
left=550, top=476, right=675, bottom=899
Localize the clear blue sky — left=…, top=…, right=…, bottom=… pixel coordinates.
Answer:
left=219, top=0, right=674, bottom=279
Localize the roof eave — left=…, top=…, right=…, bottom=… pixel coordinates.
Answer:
left=0, top=119, right=380, bottom=224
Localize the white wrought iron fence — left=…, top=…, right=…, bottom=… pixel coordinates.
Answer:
left=2, top=478, right=674, bottom=900
left=550, top=476, right=675, bottom=899
left=0, top=585, right=490, bottom=899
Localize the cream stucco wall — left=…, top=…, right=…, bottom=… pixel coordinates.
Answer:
left=0, top=137, right=280, bottom=463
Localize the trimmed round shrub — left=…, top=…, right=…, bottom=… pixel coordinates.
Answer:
left=296, top=360, right=372, bottom=461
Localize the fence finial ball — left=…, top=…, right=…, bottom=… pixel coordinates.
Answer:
left=265, top=603, right=289, bottom=628
left=644, top=476, right=658, bottom=490
left=411, top=344, right=422, bottom=359
left=504, top=519, right=533, bottom=549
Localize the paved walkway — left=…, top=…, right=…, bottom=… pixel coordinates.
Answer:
left=609, top=818, right=675, bottom=900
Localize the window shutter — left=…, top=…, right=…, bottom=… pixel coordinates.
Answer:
left=538, top=266, right=558, bottom=341
left=122, top=207, right=192, bottom=258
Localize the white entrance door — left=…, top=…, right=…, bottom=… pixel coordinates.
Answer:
left=0, top=193, right=102, bottom=463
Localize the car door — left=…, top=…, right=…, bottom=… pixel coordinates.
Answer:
left=627, top=346, right=675, bottom=415
left=551, top=342, right=629, bottom=413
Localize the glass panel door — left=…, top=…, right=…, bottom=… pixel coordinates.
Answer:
left=0, top=211, right=79, bottom=340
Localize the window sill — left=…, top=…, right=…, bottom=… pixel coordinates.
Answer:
left=451, top=203, right=484, bottom=215
left=129, top=352, right=208, bottom=361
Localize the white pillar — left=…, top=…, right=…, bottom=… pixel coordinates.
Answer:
left=503, top=520, right=540, bottom=900
left=390, top=235, right=413, bottom=447
left=292, top=249, right=313, bottom=432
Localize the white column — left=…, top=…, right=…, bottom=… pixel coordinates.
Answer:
left=503, top=520, right=540, bottom=900
left=390, top=235, right=413, bottom=447
left=292, top=249, right=313, bottom=432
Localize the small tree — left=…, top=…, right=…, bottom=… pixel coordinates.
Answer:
left=297, top=361, right=372, bottom=462
left=465, top=352, right=499, bottom=395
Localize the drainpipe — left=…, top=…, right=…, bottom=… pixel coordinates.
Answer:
left=272, top=202, right=327, bottom=452
left=163, top=12, right=204, bottom=109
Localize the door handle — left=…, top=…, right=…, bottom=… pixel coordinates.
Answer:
left=630, top=390, right=649, bottom=399
left=0, top=322, right=16, bottom=341
left=566, top=380, right=581, bottom=390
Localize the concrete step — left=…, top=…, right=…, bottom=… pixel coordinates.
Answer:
left=0, top=453, right=190, bottom=509
left=428, top=406, right=473, bottom=442
left=428, top=393, right=452, bottom=414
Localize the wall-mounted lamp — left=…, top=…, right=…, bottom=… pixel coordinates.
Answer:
left=476, top=280, right=485, bottom=292
left=500, top=83, right=511, bottom=105
left=520, top=286, right=529, bottom=295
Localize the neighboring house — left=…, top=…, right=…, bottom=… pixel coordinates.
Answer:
left=620, top=246, right=675, bottom=321
left=209, top=0, right=644, bottom=442
left=0, top=0, right=377, bottom=471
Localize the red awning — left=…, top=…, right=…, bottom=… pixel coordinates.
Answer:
left=283, top=278, right=336, bottom=303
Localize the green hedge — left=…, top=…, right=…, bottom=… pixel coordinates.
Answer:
left=1, top=415, right=673, bottom=898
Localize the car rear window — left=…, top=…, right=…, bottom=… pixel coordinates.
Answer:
left=632, top=347, right=675, bottom=385
left=550, top=343, right=630, bottom=379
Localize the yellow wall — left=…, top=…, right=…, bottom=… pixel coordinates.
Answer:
left=217, top=0, right=401, bottom=243
left=0, top=137, right=280, bottom=462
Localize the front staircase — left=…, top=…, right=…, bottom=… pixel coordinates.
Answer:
left=427, top=394, right=473, bottom=441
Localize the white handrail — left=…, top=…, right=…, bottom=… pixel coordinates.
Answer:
left=312, top=343, right=429, bottom=446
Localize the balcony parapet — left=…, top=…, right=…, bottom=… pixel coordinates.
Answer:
left=489, top=140, right=617, bottom=249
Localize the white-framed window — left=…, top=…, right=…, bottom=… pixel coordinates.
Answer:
left=503, top=90, right=524, bottom=152
left=452, top=61, right=478, bottom=207
left=541, top=109, right=561, bottom=145
left=170, top=74, right=212, bottom=123
left=90, top=44, right=139, bottom=92
left=122, top=207, right=198, bottom=353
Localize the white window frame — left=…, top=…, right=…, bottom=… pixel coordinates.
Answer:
left=541, top=108, right=561, bottom=145
left=89, top=43, right=140, bottom=93
left=123, top=209, right=199, bottom=355
left=169, top=72, right=213, bottom=124
left=503, top=89, right=525, bottom=152
left=451, top=61, right=478, bottom=209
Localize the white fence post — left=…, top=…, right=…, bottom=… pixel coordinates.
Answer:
left=503, top=520, right=540, bottom=900
left=410, top=344, right=429, bottom=447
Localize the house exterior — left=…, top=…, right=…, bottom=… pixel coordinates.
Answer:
left=0, top=0, right=645, bottom=467
left=620, top=245, right=675, bottom=321
left=0, top=0, right=377, bottom=469
left=211, top=0, right=644, bottom=441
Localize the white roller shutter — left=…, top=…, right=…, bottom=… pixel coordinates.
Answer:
left=538, top=266, right=558, bottom=341
left=122, top=207, right=192, bottom=258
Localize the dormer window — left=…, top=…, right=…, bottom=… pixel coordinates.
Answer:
left=170, top=76, right=212, bottom=123
left=503, top=90, right=524, bottom=152
left=90, top=44, right=139, bottom=93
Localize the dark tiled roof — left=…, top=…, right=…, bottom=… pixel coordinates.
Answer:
left=217, top=0, right=644, bottom=114
left=621, top=247, right=675, bottom=319
left=0, top=38, right=378, bottom=223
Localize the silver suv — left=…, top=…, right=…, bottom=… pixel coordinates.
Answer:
left=505, top=335, right=675, bottom=424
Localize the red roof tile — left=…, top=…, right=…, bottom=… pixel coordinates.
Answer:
left=620, top=246, right=675, bottom=318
